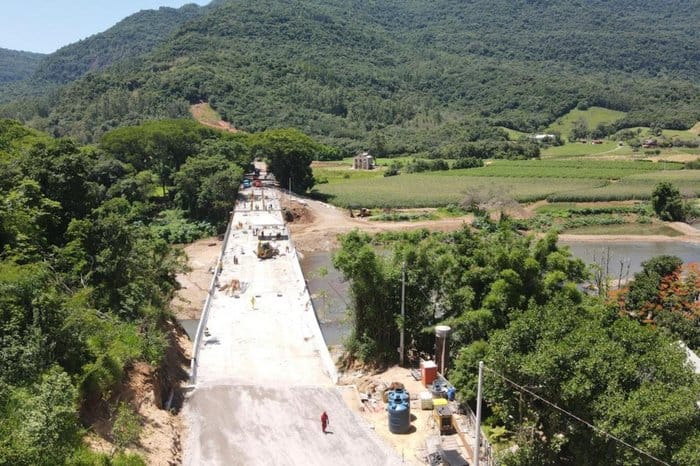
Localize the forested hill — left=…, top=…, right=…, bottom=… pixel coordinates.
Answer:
left=1, top=0, right=699, bottom=150
left=0, top=48, right=45, bottom=83
left=28, top=4, right=205, bottom=85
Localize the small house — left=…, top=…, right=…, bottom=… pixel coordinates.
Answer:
left=642, top=139, right=658, bottom=148
left=353, top=151, right=374, bottom=170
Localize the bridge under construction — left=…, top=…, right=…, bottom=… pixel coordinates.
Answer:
left=183, top=185, right=402, bottom=465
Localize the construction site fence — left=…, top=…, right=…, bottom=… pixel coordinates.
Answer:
left=457, top=398, right=494, bottom=465
left=189, top=206, right=235, bottom=385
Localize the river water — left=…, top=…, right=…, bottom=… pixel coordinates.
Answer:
left=300, top=240, right=700, bottom=346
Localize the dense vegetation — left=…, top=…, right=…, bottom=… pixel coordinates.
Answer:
left=333, top=226, right=700, bottom=465
left=0, top=118, right=320, bottom=463
left=0, top=48, right=45, bottom=84
left=1, top=0, right=699, bottom=151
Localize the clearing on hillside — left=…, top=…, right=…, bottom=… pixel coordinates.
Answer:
left=189, top=102, right=238, bottom=132
left=546, top=106, right=626, bottom=138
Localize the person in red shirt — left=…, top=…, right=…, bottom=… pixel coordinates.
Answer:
left=321, top=411, right=329, bottom=433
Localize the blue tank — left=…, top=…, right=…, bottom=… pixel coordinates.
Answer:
left=387, top=401, right=411, bottom=434
left=388, top=388, right=410, bottom=405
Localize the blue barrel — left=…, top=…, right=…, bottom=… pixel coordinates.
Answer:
left=447, top=387, right=456, bottom=401
left=387, top=401, right=411, bottom=434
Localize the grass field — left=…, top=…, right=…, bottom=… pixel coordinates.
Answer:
left=541, top=141, right=620, bottom=157
left=545, top=107, right=626, bottom=137
left=498, top=126, right=528, bottom=140
left=620, top=126, right=700, bottom=140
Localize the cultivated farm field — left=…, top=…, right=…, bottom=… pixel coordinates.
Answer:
left=312, top=158, right=700, bottom=208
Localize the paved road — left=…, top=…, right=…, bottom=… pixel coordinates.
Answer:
left=183, top=187, right=402, bottom=465
left=186, top=385, right=401, bottom=465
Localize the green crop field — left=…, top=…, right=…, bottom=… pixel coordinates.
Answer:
left=312, top=174, right=605, bottom=207
left=311, top=158, right=699, bottom=207
left=545, top=106, right=626, bottom=136
left=440, top=159, right=682, bottom=179
left=547, top=174, right=700, bottom=202
left=562, top=224, right=683, bottom=236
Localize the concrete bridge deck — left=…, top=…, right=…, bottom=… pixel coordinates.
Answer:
left=183, top=187, right=402, bottom=465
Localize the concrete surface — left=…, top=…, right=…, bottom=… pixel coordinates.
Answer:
left=186, top=385, right=402, bottom=465
left=183, top=187, right=402, bottom=465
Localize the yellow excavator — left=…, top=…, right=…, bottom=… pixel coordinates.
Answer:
left=257, top=241, right=279, bottom=259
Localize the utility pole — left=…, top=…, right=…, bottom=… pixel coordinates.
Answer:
left=474, top=361, right=484, bottom=466
left=400, top=262, right=406, bottom=367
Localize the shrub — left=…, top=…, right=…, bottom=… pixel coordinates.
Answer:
left=652, top=182, right=685, bottom=221
left=149, top=209, right=216, bottom=243
left=452, top=157, right=484, bottom=169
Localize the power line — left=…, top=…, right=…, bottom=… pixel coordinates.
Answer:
left=482, top=365, right=671, bottom=466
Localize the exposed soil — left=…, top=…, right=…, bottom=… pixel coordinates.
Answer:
left=282, top=194, right=474, bottom=252
left=171, top=238, right=222, bottom=320
left=83, top=319, right=191, bottom=465
left=189, top=103, right=239, bottom=133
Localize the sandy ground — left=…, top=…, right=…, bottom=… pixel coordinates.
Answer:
left=282, top=194, right=473, bottom=252
left=84, top=325, right=191, bottom=466
left=171, top=238, right=222, bottom=320
left=190, top=103, right=238, bottom=133
left=339, top=366, right=474, bottom=465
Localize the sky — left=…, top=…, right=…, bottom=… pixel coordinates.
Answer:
left=0, top=1, right=210, bottom=54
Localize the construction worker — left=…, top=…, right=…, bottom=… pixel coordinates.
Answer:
left=321, top=411, right=329, bottom=433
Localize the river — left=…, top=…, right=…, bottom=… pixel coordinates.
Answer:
left=300, top=240, right=700, bottom=346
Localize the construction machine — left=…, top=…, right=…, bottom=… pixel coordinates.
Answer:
left=257, top=241, right=279, bottom=259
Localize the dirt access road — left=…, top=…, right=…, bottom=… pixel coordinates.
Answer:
left=282, top=194, right=700, bottom=252
left=281, top=193, right=474, bottom=252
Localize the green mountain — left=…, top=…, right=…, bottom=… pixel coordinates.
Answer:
left=0, top=48, right=45, bottom=83
left=30, top=4, right=205, bottom=85
left=1, top=0, right=699, bottom=150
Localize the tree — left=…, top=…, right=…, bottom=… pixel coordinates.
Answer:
left=173, top=155, right=242, bottom=224
left=0, top=367, right=80, bottom=465
left=569, top=118, right=589, bottom=141
left=461, top=297, right=700, bottom=465
left=618, top=256, right=699, bottom=348
left=652, top=181, right=685, bottom=221
left=252, top=129, right=319, bottom=193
